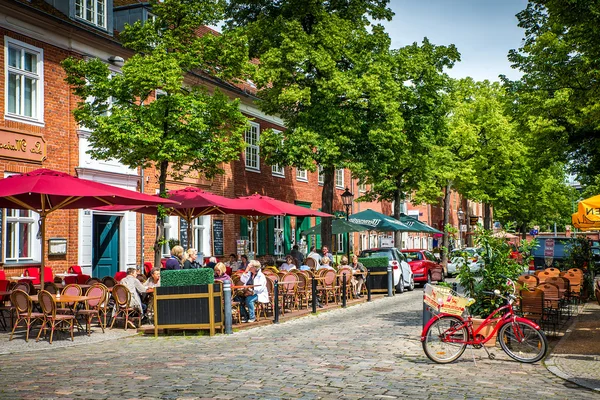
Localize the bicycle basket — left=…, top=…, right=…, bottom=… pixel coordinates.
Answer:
left=423, top=284, right=475, bottom=316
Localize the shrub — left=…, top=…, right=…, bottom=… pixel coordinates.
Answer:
left=358, top=257, right=389, bottom=268
left=161, top=268, right=214, bottom=287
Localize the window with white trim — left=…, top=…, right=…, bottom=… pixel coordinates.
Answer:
left=271, top=130, right=285, bottom=177
left=335, top=233, right=345, bottom=253
left=358, top=181, right=367, bottom=192
left=245, top=122, right=260, bottom=171
left=5, top=38, right=43, bottom=124
left=296, top=168, right=308, bottom=182
left=318, top=165, right=324, bottom=185
left=193, top=216, right=207, bottom=255
left=335, top=168, right=344, bottom=189
left=273, top=216, right=284, bottom=256
left=75, top=0, right=107, bottom=29
left=5, top=209, right=37, bottom=262
left=161, top=216, right=174, bottom=257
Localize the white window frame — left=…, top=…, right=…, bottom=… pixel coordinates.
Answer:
left=193, top=216, right=207, bottom=255
left=161, top=215, right=175, bottom=257
left=4, top=37, right=44, bottom=126
left=335, top=233, right=345, bottom=253
left=271, top=129, right=285, bottom=177
left=358, top=181, right=367, bottom=192
left=273, top=216, right=284, bottom=256
left=335, top=168, right=344, bottom=189
left=318, top=165, right=324, bottom=185
left=296, top=168, right=308, bottom=182
left=5, top=209, right=38, bottom=263
left=245, top=122, right=260, bottom=172
left=75, top=0, right=108, bottom=29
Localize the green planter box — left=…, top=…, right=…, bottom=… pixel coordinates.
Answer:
left=161, top=268, right=214, bottom=287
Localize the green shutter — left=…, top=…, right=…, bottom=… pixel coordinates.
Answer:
left=284, top=216, right=292, bottom=254
left=240, top=217, right=248, bottom=240
left=315, top=217, right=321, bottom=249
left=258, top=219, right=267, bottom=256
left=267, top=217, right=275, bottom=255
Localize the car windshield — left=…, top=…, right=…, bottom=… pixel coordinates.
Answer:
left=361, top=251, right=392, bottom=260
left=403, top=252, right=422, bottom=261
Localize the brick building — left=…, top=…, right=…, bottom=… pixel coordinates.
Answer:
left=0, top=0, right=390, bottom=279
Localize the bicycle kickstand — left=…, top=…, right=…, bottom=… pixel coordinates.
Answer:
left=468, top=346, right=477, bottom=366
left=482, top=345, right=496, bottom=360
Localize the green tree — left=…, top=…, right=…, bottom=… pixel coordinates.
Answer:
left=352, top=38, right=460, bottom=249
left=62, top=0, right=252, bottom=266
left=507, top=0, right=600, bottom=185
left=225, top=0, right=401, bottom=250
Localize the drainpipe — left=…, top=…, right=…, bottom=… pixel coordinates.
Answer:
left=140, top=167, right=144, bottom=266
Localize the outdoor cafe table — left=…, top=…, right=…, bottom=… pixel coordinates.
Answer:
left=34, top=283, right=92, bottom=291
left=8, top=276, right=35, bottom=281
left=29, top=293, right=99, bottom=304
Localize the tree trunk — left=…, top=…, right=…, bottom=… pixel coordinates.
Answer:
left=520, top=222, right=527, bottom=240
left=441, top=180, right=452, bottom=267
left=154, top=160, right=169, bottom=268
left=321, top=166, right=335, bottom=251
left=483, top=203, right=491, bottom=230
left=393, top=188, right=403, bottom=250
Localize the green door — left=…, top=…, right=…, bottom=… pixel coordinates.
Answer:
left=92, top=215, right=120, bottom=278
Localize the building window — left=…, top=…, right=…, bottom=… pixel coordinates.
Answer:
left=296, top=168, right=308, bottom=182
left=75, top=0, right=107, bottom=29
left=318, top=165, right=324, bottom=185
left=271, top=129, right=284, bottom=177
left=358, top=181, right=367, bottom=192
left=193, top=216, right=207, bottom=256
left=161, top=216, right=174, bottom=257
left=5, top=38, right=43, bottom=124
left=335, top=233, right=345, bottom=253
left=5, top=209, right=36, bottom=262
left=245, top=122, right=260, bottom=171
left=274, top=216, right=284, bottom=256
left=335, top=168, right=344, bottom=189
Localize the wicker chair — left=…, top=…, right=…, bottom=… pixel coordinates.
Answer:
left=77, top=285, right=107, bottom=335
left=280, top=272, right=298, bottom=312
left=320, top=269, right=338, bottom=305
left=110, top=284, right=140, bottom=330
left=337, top=267, right=353, bottom=300
left=36, top=290, right=75, bottom=344
left=57, top=284, right=82, bottom=315
left=9, top=289, right=44, bottom=342
left=102, top=276, right=117, bottom=288
left=43, top=282, right=60, bottom=294
left=85, top=277, right=102, bottom=285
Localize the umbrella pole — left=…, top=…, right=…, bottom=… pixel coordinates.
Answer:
left=40, top=211, right=46, bottom=286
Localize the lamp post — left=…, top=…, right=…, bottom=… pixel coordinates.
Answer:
left=341, top=187, right=354, bottom=261
left=457, top=208, right=464, bottom=249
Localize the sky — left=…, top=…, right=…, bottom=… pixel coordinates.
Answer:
left=382, top=0, right=528, bottom=82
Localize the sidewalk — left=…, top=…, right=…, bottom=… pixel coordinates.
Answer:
left=545, top=300, right=600, bottom=392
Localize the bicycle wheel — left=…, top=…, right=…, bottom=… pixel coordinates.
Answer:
left=422, top=316, right=468, bottom=364
left=498, top=321, right=548, bottom=363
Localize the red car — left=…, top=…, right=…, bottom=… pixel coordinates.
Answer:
left=401, top=249, right=444, bottom=286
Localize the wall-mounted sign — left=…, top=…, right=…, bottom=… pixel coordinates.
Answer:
left=48, top=238, right=67, bottom=256
left=0, top=129, right=47, bottom=163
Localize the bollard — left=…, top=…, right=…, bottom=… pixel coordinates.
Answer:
left=312, top=275, right=317, bottom=314
left=223, top=280, right=232, bottom=334
left=367, top=271, right=372, bottom=302
left=387, top=266, right=393, bottom=297
left=341, top=273, right=347, bottom=308
left=274, top=280, right=280, bottom=324
left=452, top=282, right=458, bottom=293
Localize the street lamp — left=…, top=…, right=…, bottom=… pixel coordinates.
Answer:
left=457, top=208, right=464, bottom=248
left=341, top=187, right=354, bottom=260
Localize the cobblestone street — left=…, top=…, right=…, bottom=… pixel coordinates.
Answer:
left=0, top=290, right=596, bottom=399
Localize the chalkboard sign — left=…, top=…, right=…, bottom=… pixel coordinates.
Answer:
left=212, top=219, right=224, bottom=256
left=180, top=218, right=189, bottom=248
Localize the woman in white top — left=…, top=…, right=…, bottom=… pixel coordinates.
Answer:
left=279, top=255, right=297, bottom=271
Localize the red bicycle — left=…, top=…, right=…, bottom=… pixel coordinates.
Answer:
left=421, top=277, right=548, bottom=363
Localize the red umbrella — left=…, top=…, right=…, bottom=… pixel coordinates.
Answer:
left=0, top=169, right=178, bottom=283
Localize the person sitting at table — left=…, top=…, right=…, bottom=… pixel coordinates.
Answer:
left=321, top=246, right=334, bottom=264
left=299, top=261, right=311, bottom=271
left=239, top=254, right=249, bottom=271
left=165, top=246, right=186, bottom=270
left=317, top=256, right=334, bottom=271
left=279, top=255, right=297, bottom=271
left=214, top=262, right=231, bottom=282
left=237, top=260, right=268, bottom=323
left=144, top=268, right=161, bottom=288
left=350, top=254, right=367, bottom=298
left=184, top=248, right=202, bottom=269
left=227, top=253, right=241, bottom=271
left=307, top=246, right=321, bottom=268
left=120, top=267, right=152, bottom=317
left=291, top=244, right=304, bottom=265
left=205, top=256, right=217, bottom=269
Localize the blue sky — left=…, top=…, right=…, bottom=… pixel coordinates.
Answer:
left=382, top=0, right=528, bottom=81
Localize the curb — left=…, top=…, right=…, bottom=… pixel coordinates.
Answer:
left=544, top=302, right=600, bottom=392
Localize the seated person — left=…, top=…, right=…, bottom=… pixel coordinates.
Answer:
left=350, top=255, right=367, bottom=297
left=144, top=268, right=161, bottom=288
left=321, top=246, right=334, bottom=264
left=290, top=244, right=305, bottom=265
left=279, top=255, right=297, bottom=271
left=184, top=248, right=202, bottom=269
left=307, top=246, right=321, bottom=267
left=236, top=260, right=268, bottom=323
left=227, top=253, right=241, bottom=271
left=239, top=254, right=250, bottom=271
left=317, top=256, right=334, bottom=271
left=165, top=245, right=186, bottom=270
left=214, top=262, right=231, bottom=282
left=120, top=267, right=152, bottom=317
left=299, top=262, right=311, bottom=271
left=205, top=256, right=217, bottom=269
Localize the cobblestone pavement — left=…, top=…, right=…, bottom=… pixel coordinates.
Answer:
left=0, top=290, right=597, bottom=399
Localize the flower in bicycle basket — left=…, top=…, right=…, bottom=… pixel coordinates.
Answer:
left=437, top=297, right=444, bottom=305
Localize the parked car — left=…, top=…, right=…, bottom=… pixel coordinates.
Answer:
left=530, top=237, right=575, bottom=270
left=401, top=249, right=445, bottom=285
left=359, top=248, right=414, bottom=293
left=446, top=247, right=484, bottom=276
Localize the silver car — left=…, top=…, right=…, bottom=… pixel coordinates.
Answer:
left=446, top=247, right=484, bottom=276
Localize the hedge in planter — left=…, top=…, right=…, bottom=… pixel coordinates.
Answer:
left=161, top=268, right=214, bottom=287
left=358, top=257, right=388, bottom=268
left=358, top=257, right=389, bottom=292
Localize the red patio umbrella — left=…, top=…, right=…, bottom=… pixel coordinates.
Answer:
left=0, top=169, right=178, bottom=283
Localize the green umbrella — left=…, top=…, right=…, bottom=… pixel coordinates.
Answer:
left=398, top=213, right=442, bottom=234
left=348, top=209, right=412, bottom=232
left=301, top=219, right=368, bottom=236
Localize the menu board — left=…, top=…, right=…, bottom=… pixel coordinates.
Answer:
left=212, top=219, right=224, bottom=256
left=180, top=219, right=189, bottom=248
